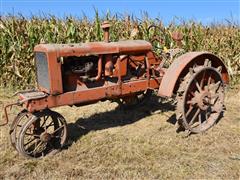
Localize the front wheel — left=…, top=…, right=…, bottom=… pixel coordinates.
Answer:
left=17, top=109, right=68, bottom=158
left=176, top=62, right=225, bottom=133
left=9, top=109, right=31, bottom=150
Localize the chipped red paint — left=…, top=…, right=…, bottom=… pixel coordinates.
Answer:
left=158, top=52, right=229, bottom=97
left=2, top=21, right=230, bottom=158
left=3, top=22, right=229, bottom=127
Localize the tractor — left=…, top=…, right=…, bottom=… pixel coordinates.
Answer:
left=2, top=21, right=229, bottom=158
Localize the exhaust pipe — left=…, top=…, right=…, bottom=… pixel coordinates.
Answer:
left=101, top=21, right=111, bottom=43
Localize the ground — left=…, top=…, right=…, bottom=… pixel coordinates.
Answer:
left=0, top=86, right=239, bottom=180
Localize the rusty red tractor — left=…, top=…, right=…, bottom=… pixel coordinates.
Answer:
left=2, top=21, right=229, bottom=158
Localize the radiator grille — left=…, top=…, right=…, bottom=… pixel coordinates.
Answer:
left=35, top=52, right=50, bottom=92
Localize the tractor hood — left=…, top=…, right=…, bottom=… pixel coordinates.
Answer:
left=34, top=40, right=152, bottom=57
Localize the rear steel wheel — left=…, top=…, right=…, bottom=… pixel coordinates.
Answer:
left=17, top=109, right=67, bottom=158
left=176, top=62, right=225, bottom=133
left=9, top=110, right=31, bottom=150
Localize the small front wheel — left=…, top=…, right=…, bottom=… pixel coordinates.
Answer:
left=9, top=109, right=31, bottom=150
left=17, top=109, right=68, bottom=158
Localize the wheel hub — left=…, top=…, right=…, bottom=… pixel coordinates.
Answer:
left=194, top=90, right=211, bottom=111
left=40, top=132, right=51, bottom=142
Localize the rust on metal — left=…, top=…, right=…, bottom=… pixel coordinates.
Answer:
left=158, top=52, right=229, bottom=97
left=172, top=31, right=183, bottom=47
left=1, top=21, right=230, bottom=158
left=104, top=55, right=114, bottom=76
left=34, top=40, right=152, bottom=56
left=22, top=78, right=161, bottom=112
left=101, top=21, right=111, bottom=43
left=1, top=102, right=20, bottom=126
left=175, top=64, right=225, bottom=133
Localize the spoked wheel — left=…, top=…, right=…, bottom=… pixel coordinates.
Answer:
left=9, top=109, right=31, bottom=150
left=17, top=109, right=67, bottom=158
left=117, top=90, right=153, bottom=109
left=176, top=62, right=225, bottom=134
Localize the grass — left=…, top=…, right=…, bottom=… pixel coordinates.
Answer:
left=0, top=85, right=239, bottom=179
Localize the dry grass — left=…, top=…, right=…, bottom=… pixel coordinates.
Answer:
left=0, top=85, right=239, bottom=179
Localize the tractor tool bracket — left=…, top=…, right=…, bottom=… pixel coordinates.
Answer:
left=1, top=100, right=24, bottom=126
left=1, top=90, right=47, bottom=126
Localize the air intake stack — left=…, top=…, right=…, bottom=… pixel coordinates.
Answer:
left=101, top=21, right=111, bottom=43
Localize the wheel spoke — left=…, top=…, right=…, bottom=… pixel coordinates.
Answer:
left=42, top=116, right=50, bottom=129
left=187, top=100, right=194, bottom=105
left=189, top=108, right=201, bottom=125
left=186, top=106, right=194, bottom=117
left=25, top=132, right=40, bottom=138
left=211, top=94, right=219, bottom=99
left=210, top=81, right=221, bottom=92
left=207, top=74, right=212, bottom=88
left=205, top=108, right=211, bottom=121
left=189, top=91, right=195, bottom=97
left=24, top=137, right=37, bottom=147
left=43, top=115, right=49, bottom=122
left=200, top=70, right=206, bottom=88
left=32, top=141, right=44, bottom=155
left=198, top=113, right=202, bottom=126
left=194, top=79, right=202, bottom=92
left=205, top=109, right=210, bottom=121
left=52, top=125, right=64, bottom=135
left=211, top=106, right=221, bottom=113
left=46, top=121, right=54, bottom=129
left=211, top=95, right=219, bottom=105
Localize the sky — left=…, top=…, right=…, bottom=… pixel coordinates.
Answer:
left=0, top=0, right=239, bottom=24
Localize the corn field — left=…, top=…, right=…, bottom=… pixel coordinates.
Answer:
left=0, top=13, right=240, bottom=89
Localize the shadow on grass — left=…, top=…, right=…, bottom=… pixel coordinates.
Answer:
left=65, top=96, right=176, bottom=147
